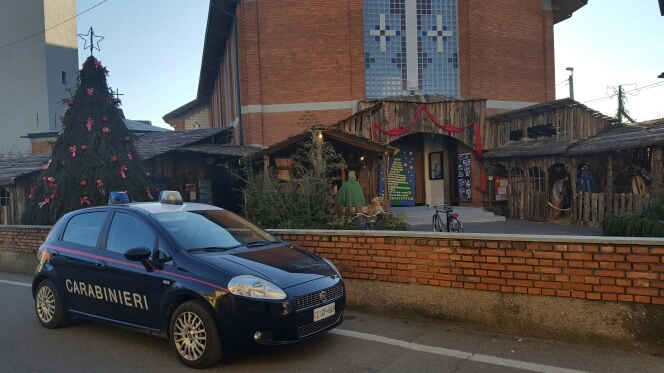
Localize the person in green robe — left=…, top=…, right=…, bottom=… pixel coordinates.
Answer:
left=336, top=170, right=366, bottom=207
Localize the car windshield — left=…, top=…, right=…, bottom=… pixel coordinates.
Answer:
left=153, top=210, right=278, bottom=251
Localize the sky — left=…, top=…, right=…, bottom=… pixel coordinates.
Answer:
left=71, top=0, right=663, bottom=129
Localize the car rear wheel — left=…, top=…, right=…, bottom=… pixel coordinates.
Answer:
left=170, top=300, right=223, bottom=369
left=35, top=279, right=68, bottom=329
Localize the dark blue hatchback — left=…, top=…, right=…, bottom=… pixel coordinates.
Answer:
left=32, top=191, right=345, bottom=368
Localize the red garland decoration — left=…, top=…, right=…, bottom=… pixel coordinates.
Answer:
left=86, top=118, right=94, bottom=131
left=50, top=185, right=59, bottom=199
left=371, top=104, right=486, bottom=191
left=102, top=127, right=111, bottom=134
left=145, top=187, right=154, bottom=200
left=81, top=144, right=87, bottom=151
left=67, top=100, right=74, bottom=107
left=29, top=186, right=37, bottom=199
left=125, top=136, right=131, bottom=143
left=69, top=145, right=77, bottom=158
left=41, top=159, right=52, bottom=169
left=94, top=60, right=102, bottom=70
left=127, top=152, right=133, bottom=161
left=46, top=177, right=55, bottom=187
left=87, top=88, right=94, bottom=96
left=96, top=179, right=104, bottom=188
left=38, top=197, right=50, bottom=208
left=80, top=197, right=91, bottom=207
left=119, top=165, right=128, bottom=179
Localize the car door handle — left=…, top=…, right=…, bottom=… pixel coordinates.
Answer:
left=94, top=259, right=107, bottom=268
left=49, top=249, right=60, bottom=256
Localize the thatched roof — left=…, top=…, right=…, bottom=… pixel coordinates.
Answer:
left=175, top=144, right=260, bottom=157
left=134, top=127, right=229, bottom=159
left=567, top=119, right=664, bottom=155
left=483, top=139, right=575, bottom=159
left=488, top=98, right=617, bottom=124
left=0, top=153, right=51, bottom=185
left=249, top=127, right=397, bottom=162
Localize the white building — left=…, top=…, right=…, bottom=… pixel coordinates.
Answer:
left=0, top=0, right=78, bottom=156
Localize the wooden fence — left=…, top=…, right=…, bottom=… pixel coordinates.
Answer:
left=573, top=192, right=651, bottom=227
left=509, top=190, right=548, bottom=222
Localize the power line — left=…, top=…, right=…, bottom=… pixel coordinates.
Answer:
left=555, top=79, right=568, bottom=87
left=0, top=0, right=108, bottom=51
left=581, top=81, right=664, bottom=104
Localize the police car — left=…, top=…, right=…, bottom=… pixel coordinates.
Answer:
left=33, top=191, right=345, bottom=368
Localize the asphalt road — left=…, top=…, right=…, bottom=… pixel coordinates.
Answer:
left=2, top=271, right=663, bottom=373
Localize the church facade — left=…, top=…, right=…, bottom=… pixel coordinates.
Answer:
left=165, top=0, right=586, bottom=207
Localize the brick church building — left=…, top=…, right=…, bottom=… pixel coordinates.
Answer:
left=164, top=0, right=587, bottom=207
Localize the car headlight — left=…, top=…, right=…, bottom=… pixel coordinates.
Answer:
left=323, top=257, right=342, bottom=278
left=227, top=275, right=287, bottom=300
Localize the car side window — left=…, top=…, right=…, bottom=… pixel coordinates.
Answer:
left=61, top=212, right=108, bottom=247
left=105, top=212, right=156, bottom=254
left=155, top=240, right=174, bottom=266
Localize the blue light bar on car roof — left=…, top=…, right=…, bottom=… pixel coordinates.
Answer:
left=108, top=191, right=130, bottom=205
left=159, top=190, right=183, bottom=205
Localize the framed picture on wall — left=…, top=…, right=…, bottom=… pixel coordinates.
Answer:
left=429, top=152, right=443, bottom=180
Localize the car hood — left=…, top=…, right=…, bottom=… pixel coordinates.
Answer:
left=198, top=243, right=337, bottom=289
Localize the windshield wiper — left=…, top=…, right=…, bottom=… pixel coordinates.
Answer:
left=245, top=240, right=280, bottom=247
left=187, top=245, right=241, bottom=253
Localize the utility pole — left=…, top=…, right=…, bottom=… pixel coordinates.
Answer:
left=566, top=67, right=574, bottom=100
left=617, top=85, right=622, bottom=123
left=616, top=85, right=636, bottom=124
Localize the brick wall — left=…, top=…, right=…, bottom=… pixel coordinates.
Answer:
left=4, top=226, right=664, bottom=307
left=274, top=231, right=664, bottom=306
left=31, top=141, right=53, bottom=155
left=0, top=226, right=49, bottom=253
left=458, top=0, right=554, bottom=102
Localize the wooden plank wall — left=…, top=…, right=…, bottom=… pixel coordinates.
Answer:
left=573, top=192, right=652, bottom=227
left=338, top=100, right=487, bottom=152
left=484, top=106, right=611, bottom=150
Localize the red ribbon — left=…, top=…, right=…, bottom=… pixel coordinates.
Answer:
left=127, top=152, right=133, bottom=161
left=119, top=165, right=128, bottom=179
left=29, top=186, right=37, bottom=199
left=87, top=88, right=94, bottom=96
left=50, top=186, right=58, bottom=199
left=86, top=118, right=94, bottom=131
left=46, top=177, right=55, bottom=187
left=41, top=159, right=52, bottom=169
left=80, top=197, right=91, bottom=207
left=38, top=198, right=50, bottom=208
left=69, top=145, right=77, bottom=158
left=145, top=187, right=153, bottom=200
left=96, top=180, right=104, bottom=188
left=102, top=127, right=110, bottom=134
left=371, top=103, right=486, bottom=191
left=94, top=60, right=101, bottom=70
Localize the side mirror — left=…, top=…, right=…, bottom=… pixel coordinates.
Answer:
left=124, top=246, right=154, bottom=272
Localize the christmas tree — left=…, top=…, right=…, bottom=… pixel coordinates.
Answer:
left=21, top=55, right=155, bottom=225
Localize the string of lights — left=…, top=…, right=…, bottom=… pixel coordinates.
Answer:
left=582, top=81, right=664, bottom=104
left=0, top=0, right=108, bottom=51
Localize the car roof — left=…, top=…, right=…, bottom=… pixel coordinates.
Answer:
left=70, top=202, right=225, bottom=216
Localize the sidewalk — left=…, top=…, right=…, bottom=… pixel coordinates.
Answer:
left=392, top=206, right=603, bottom=236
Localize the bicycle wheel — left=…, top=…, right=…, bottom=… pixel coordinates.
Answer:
left=449, top=217, right=464, bottom=233
left=433, top=214, right=445, bottom=232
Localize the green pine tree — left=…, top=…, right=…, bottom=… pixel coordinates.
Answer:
left=21, top=55, right=155, bottom=225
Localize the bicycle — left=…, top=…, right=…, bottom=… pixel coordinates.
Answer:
left=428, top=204, right=464, bottom=233
left=352, top=209, right=387, bottom=230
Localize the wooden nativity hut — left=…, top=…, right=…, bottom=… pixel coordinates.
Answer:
left=483, top=98, right=664, bottom=226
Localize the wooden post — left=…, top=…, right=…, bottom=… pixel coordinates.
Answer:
left=583, top=192, right=590, bottom=226
left=383, top=152, right=391, bottom=214
left=263, top=155, right=269, bottom=174
left=606, top=153, right=613, bottom=215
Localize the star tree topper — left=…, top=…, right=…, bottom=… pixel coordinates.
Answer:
left=78, top=27, right=105, bottom=55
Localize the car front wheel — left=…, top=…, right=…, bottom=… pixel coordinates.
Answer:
left=169, top=300, right=223, bottom=369
left=35, top=279, right=68, bottom=329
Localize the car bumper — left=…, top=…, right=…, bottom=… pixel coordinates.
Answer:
left=216, top=277, right=345, bottom=348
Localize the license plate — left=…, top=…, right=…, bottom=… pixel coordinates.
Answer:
left=313, top=303, right=335, bottom=322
